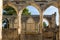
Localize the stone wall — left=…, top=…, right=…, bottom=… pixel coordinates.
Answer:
left=43, top=31, right=54, bottom=40
left=20, top=34, right=41, bottom=40
left=2, top=28, right=19, bottom=40
left=2, top=28, right=59, bottom=40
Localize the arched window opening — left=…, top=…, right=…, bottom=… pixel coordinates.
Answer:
left=43, top=19, right=49, bottom=28
left=2, top=18, right=9, bottom=28
left=3, top=5, right=17, bottom=28
left=21, top=5, right=40, bottom=34
left=44, top=6, right=59, bottom=27
left=22, top=6, right=40, bottom=16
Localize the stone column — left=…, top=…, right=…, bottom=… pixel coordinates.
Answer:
left=58, top=3, right=60, bottom=40
left=49, top=22, right=51, bottom=28
left=9, top=18, right=14, bottom=28
left=40, top=10, right=43, bottom=40
left=22, top=22, right=26, bottom=34
left=51, top=13, right=56, bottom=28
left=18, top=6, right=24, bottom=34
left=35, top=23, right=38, bottom=33
left=40, top=11, right=43, bottom=33
left=57, top=1, right=60, bottom=39
left=11, top=18, right=14, bottom=28
left=0, top=0, right=2, bottom=40
left=18, top=10, right=22, bottom=34
left=56, top=32, right=59, bottom=40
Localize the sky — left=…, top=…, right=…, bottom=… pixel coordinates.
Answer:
left=27, top=6, right=59, bottom=26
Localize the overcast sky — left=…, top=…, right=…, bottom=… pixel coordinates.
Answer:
left=27, top=6, right=59, bottom=26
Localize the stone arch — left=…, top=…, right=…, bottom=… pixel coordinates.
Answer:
left=3, top=2, right=19, bottom=28
left=43, top=4, right=59, bottom=27
left=18, top=1, right=41, bottom=34
left=43, top=1, right=60, bottom=40
left=19, top=1, right=41, bottom=15
left=44, top=1, right=58, bottom=11
left=3, top=2, right=18, bottom=14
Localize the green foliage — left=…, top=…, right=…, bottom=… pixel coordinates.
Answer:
left=43, top=22, right=47, bottom=27
left=22, top=8, right=31, bottom=15
left=3, top=6, right=16, bottom=15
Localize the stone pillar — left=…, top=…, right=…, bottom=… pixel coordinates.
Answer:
left=0, top=0, right=2, bottom=40
left=35, top=23, right=38, bottom=33
left=58, top=8, right=60, bottom=40
left=49, top=19, right=52, bottom=28
left=11, top=18, right=14, bottom=28
left=56, top=32, right=59, bottom=40
left=18, top=10, right=22, bottom=34
left=49, top=22, right=51, bottom=28
left=22, top=22, right=26, bottom=34
left=51, top=13, right=56, bottom=28
left=58, top=2, right=60, bottom=40
left=40, top=11, right=43, bottom=33
left=14, top=17, right=18, bottom=28
left=9, top=18, right=14, bottom=28
left=40, top=10, right=43, bottom=40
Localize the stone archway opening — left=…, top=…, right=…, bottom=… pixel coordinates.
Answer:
left=3, top=5, right=17, bottom=28
left=43, top=5, right=59, bottom=40
left=18, top=2, right=42, bottom=34
left=2, top=4, right=19, bottom=40
left=19, top=4, right=42, bottom=40
left=21, top=5, right=40, bottom=34
left=3, top=6, right=17, bottom=15
left=43, top=19, right=49, bottom=28
left=2, top=18, right=9, bottom=28
left=44, top=5, right=59, bottom=28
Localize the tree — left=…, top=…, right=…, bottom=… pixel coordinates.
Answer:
left=3, top=6, right=16, bottom=15
left=22, top=8, right=31, bottom=15
left=43, top=22, right=47, bottom=28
